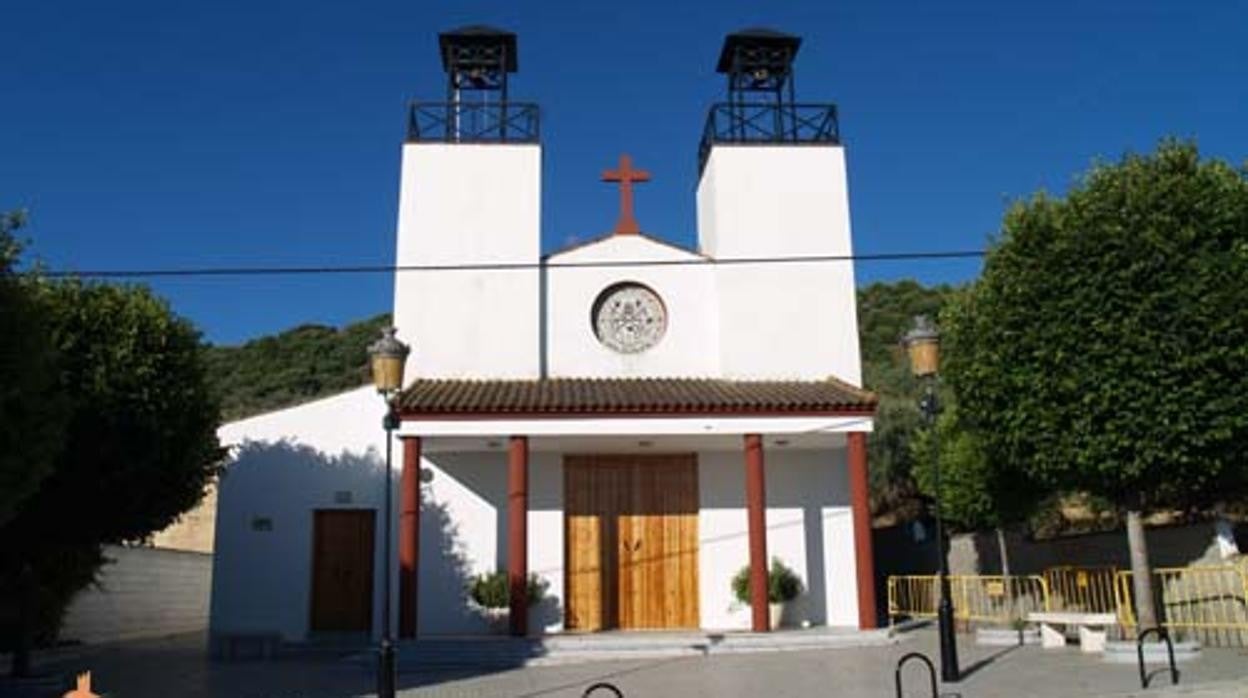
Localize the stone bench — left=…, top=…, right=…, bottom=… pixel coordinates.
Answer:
left=1026, top=612, right=1118, bottom=652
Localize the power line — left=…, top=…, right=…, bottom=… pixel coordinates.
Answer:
left=41, top=249, right=986, bottom=279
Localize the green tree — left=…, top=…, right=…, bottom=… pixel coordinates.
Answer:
left=944, top=141, right=1248, bottom=630
left=857, top=281, right=954, bottom=518
left=0, top=280, right=223, bottom=675
left=909, top=290, right=1052, bottom=579
left=912, top=409, right=997, bottom=534
left=911, top=402, right=1047, bottom=578
left=0, top=211, right=67, bottom=529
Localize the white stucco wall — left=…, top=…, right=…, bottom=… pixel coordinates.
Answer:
left=696, top=145, right=863, bottom=384
left=210, top=387, right=394, bottom=643
left=389, top=141, right=862, bottom=387
left=545, top=235, right=719, bottom=378
left=697, top=447, right=859, bottom=630
left=417, top=449, right=564, bottom=635
left=392, top=143, right=541, bottom=378
left=697, top=146, right=854, bottom=259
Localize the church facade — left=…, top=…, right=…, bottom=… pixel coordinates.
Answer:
left=209, top=27, right=879, bottom=644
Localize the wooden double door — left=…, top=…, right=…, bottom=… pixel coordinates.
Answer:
left=564, top=454, right=699, bottom=631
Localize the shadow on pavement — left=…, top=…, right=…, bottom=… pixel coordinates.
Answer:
left=957, top=642, right=1022, bottom=680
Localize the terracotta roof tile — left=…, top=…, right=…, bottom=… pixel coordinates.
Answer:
left=397, top=377, right=876, bottom=416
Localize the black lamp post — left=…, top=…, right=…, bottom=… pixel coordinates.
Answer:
left=904, top=315, right=959, bottom=683
left=368, top=326, right=410, bottom=698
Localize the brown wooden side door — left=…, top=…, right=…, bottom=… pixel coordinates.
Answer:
left=309, top=509, right=375, bottom=634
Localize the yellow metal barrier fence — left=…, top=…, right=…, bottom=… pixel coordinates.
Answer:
left=887, top=575, right=1050, bottom=626
left=1043, top=566, right=1119, bottom=614
left=888, top=561, right=1248, bottom=644
left=888, top=575, right=939, bottom=621
left=1114, top=560, right=1248, bottom=646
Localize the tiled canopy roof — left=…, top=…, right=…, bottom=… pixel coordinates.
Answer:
left=397, top=377, right=876, bottom=417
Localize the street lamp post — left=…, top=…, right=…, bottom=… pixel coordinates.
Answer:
left=368, top=326, right=411, bottom=698
left=904, top=315, right=960, bottom=684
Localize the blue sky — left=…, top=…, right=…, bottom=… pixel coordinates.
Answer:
left=3, top=0, right=1245, bottom=344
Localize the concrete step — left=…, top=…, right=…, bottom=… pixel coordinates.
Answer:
left=1102, top=639, right=1201, bottom=664
left=975, top=627, right=1042, bottom=647
left=345, top=628, right=897, bottom=669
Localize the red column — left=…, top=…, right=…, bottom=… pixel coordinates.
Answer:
left=847, top=432, right=878, bottom=629
left=744, top=433, right=770, bottom=632
left=398, top=436, right=421, bottom=638
left=507, top=436, right=529, bottom=637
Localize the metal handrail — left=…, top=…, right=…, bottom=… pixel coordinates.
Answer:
left=697, top=102, right=839, bottom=175
left=407, top=101, right=540, bottom=143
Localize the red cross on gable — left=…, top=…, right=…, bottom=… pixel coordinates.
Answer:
left=602, top=154, right=651, bottom=235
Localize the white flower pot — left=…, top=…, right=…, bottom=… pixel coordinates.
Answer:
left=481, top=607, right=509, bottom=634
left=769, top=602, right=786, bottom=629
left=476, top=605, right=548, bottom=635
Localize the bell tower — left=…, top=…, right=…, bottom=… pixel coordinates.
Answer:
left=392, top=26, right=541, bottom=379
left=696, top=29, right=861, bottom=384
left=718, top=27, right=800, bottom=142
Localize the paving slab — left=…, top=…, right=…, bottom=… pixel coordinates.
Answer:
left=8, top=627, right=1248, bottom=698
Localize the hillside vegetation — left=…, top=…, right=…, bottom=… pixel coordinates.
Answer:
left=856, top=281, right=955, bottom=520
left=206, top=314, right=391, bottom=421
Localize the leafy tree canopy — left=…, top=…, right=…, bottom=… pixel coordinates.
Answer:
left=2, top=279, right=223, bottom=655
left=0, top=211, right=66, bottom=528
left=910, top=402, right=1045, bottom=533
left=944, top=140, right=1248, bottom=514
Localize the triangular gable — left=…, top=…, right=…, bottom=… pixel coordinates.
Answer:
left=545, top=232, right=706, bottom=265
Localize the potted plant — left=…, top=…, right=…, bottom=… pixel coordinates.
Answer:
left=731, top=557, right=804, bottom=629
left=468, top=571, right=549, bottom=634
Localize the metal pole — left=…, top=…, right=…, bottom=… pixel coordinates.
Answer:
left=378, top=400, right=398, bottom=698
left=787, top=62, right=798, bottom=142
left=499, top=47, right=508, bottom=142
left=926, top=379, right=960, bottom=683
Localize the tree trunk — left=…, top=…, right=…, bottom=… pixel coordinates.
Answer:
left=11, top=564, right=35, bottom=678
left=1126, top=510, right=1159, bottom=632
left=996, top=527, right=1011, bottom=579
left=996, top=525, right=1023, bottom=639
left=11, top=640, right=30, bottom=679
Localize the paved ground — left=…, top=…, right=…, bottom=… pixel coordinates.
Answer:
left=15, top=628, right=1248, bottom=698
